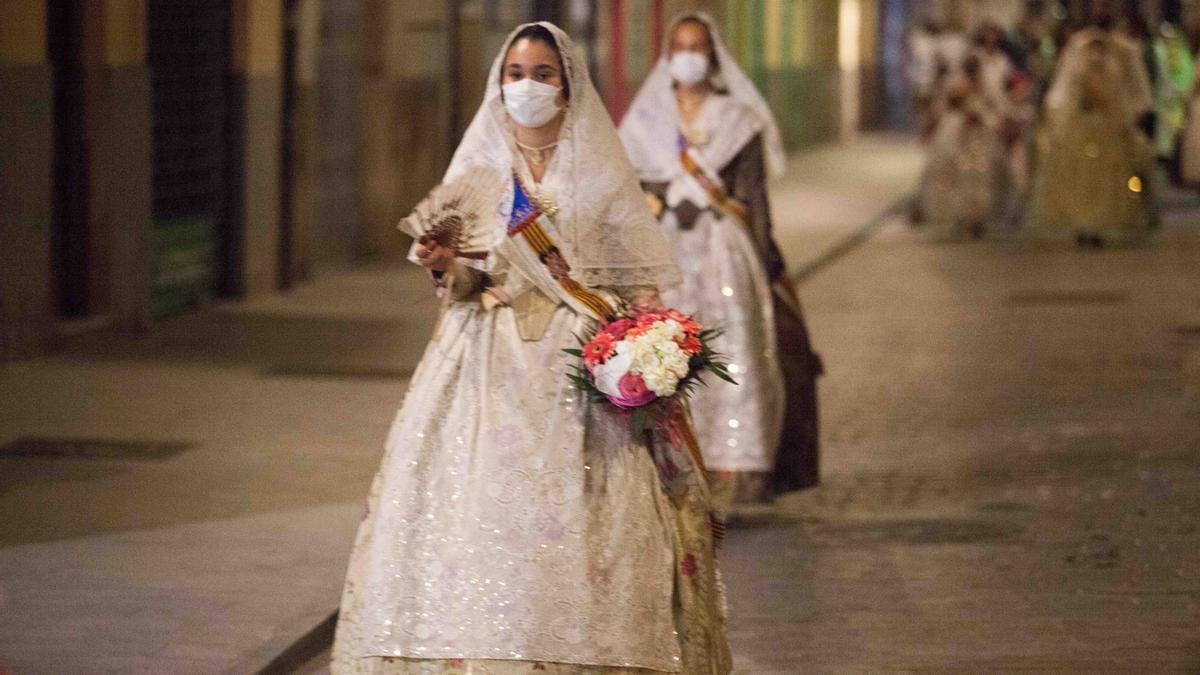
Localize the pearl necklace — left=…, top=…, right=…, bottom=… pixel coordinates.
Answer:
left=516, top=139, right=559, bottom=166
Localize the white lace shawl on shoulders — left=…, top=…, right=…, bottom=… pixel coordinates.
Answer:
left=618, top=11, right=785, bottom=183
left=444, top=22, right=681, bottom=291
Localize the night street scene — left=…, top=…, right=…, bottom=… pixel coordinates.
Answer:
left=1, top=1, right=1198, bottom=673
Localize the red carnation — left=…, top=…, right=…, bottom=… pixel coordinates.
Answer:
left=599, top=318, right=635, bottom=340
left=663, top=308, right=691, bottom=323
left=635, top=312, right=665, bottom=326
left=625, top=324, right=650, bottom=339
left=677, top=333, right=702, bottom=355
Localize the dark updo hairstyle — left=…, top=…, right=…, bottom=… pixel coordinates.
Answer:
left=500, top=24, right=571, bottom=101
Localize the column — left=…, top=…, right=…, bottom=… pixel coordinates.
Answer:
left=231, top=0, right=284, bottom=296
left=0, top=3, right=54, bottom=358
left=838, top=0, right=862, bottom=142
left=85, top=0, right=154, bottom=331
left=359, top=0, right=452, bottom=259
left=282, top=0, right=321, bottom=285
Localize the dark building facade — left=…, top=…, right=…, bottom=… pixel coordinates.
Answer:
left=2, top=0, right=903, bottom=360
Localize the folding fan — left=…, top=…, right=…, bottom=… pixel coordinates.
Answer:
left=398, top=166, right=505, bottom=260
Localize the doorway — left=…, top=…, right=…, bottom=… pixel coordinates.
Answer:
left=146, top=0, right=235, bottom=317
left=48, top=0, right=91, bottom=318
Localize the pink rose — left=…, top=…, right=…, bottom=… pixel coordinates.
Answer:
left=618, top=372, right=649, bottom=398
left=607, top=372, right=656, bottom=408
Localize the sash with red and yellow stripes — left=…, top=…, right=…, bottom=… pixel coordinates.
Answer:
left=506, top=174, right=617, bottom=322
left=678, top=135, right=806, bottom=320
left=678, top=134, right=749, bottom=226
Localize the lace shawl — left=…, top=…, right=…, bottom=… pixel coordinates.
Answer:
left=618, top=11, right=786, bottom=183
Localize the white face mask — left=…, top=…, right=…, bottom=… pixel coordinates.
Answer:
left=669, top=51, right=710, bottom=86
left=502, top=78, right=563, bottom=128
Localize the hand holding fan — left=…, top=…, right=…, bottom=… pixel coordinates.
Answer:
left=399, top=166, right=504, bottom=261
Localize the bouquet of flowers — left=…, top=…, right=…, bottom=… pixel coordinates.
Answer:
left=564, top=308, right=736, bottom=429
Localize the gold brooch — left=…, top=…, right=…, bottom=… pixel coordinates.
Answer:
left=527, top=186, right=561, bottom=217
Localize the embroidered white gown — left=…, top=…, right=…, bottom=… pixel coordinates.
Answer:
left=918, top=92, right=1008, bottom=236
left=332, top=22, right=729, bottom=675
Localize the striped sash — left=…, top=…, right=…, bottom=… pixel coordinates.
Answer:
left=678, top=134, right=749, bottom=226
left=678, top=135, right=806, bottom=319
left=505, top=174, right=617, bottom=322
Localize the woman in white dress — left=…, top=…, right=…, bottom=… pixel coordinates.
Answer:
left=332, top=22, right=730, bottom=675
left=619, top=13, right=822, bottom=509
left=916, top=57, right=1010, bottom=239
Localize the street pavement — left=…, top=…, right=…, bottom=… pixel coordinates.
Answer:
left=3, top=134, right=1199, bottom=673
left=729, top=162, right=1200, bottom=672
left=0, top=266, right=438, bottom=673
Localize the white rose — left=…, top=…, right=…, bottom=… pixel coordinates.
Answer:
left=592, top=341, right=633, bottom=397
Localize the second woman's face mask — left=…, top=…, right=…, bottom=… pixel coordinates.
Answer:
left=669, top=51, right=710, bottom=86
left=502, top=79, right=563, bottom=128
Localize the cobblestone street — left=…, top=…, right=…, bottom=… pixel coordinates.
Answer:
left=2, top=136, right=1199, bottom=672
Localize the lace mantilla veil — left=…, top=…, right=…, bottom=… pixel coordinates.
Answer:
left=619, top=11, right=787, bottom=183
left=443, top=21, right=681, bottom=292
